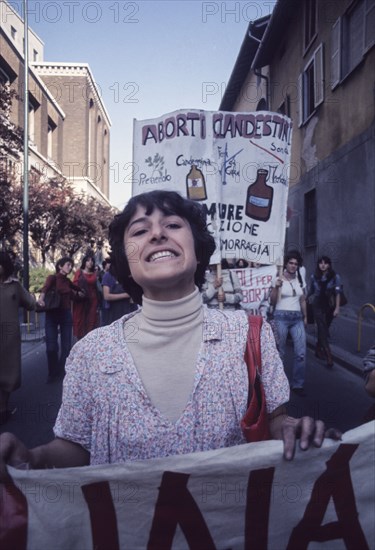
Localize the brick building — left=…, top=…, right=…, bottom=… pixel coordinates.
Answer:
left=0, top=0, right=111, bottom=204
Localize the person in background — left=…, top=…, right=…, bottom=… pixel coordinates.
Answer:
left=38, top=257, right=84, bottom=383
left=102, top=259, right=135, bottom=324
left=72, top=255, right=99, bottom=340
left=286, top=249, right=306, bottom=292
left=0, top=190, right=341, bottom=476
left=307, top=256, right=342, bottom=367
left=100, top=259, right=111, bottom=325
left=0, top=252, right=36, bottom=424
left=363, top=345, right=375, bottom=422
left=202, top=258, right=243, bottom=310
left=270, top=253, right=308, bottom=397
left=235, top=258, right=249, bottom=269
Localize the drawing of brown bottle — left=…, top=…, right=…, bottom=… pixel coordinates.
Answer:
left=245, top=168, right=273, bottom=221
left=186, top=165, right=207, bottom=201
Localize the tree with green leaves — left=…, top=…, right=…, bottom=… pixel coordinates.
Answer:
left=0, top=84, right=23, bottom=249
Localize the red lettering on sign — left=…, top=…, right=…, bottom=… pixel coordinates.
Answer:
left=0, top=479, right=28, bottom=550
left=148, top=471, right=217, bottom=549
left=245, top=467, right=275, bottom=549
left=81, top=481, right=120, bottom=550
left=287, top=444, right=369, bottom=549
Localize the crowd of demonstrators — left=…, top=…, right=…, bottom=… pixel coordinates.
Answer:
left=38, top=257, right=85, bottom=383
left=202, top=259, right=243, bottom=310
left=0, top=190, right=341, bottom=477
left=72, top=255, right=100, bottom=340
left=101, top=257, right=137, bottom=325
left=307, top=256, right=342, bottom=367
left=0, top=252, right=36, bottom=425
left=270, top=252, right=308, bottom=397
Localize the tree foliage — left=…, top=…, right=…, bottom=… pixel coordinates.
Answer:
left=0, top=83, right=115, bottom=262
left=28, top=176, right=115, bottom=264
left=0, top=84, right=23, bottom=158
left=0, top=84, right=23, bottom=249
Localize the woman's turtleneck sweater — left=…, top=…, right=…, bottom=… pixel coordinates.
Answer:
left=126, top=288, right=204, bottom=422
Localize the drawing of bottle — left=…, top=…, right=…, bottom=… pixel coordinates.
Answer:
left=245, top=169, right=273, bottom=222
left=186, top=165, right=207, bottom=201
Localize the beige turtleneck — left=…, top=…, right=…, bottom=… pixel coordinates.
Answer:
left=126, top=288, right=204, bottom=422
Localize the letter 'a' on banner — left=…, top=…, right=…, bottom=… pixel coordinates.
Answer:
left=132, top=109, right=292, bottom=265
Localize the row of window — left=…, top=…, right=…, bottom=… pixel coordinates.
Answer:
left=299, top=0, right=374, bottom=125
left=10, top=26, right=39, bottom=62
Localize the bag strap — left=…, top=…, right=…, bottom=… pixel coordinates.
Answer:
left=244, top=315, right=263, bottom=405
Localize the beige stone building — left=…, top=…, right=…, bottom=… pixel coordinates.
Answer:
left=221, top=0, right=375, bottom=311
left=0, top=0, right=111, bottom=204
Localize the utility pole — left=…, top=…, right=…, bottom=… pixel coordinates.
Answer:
left=22, top=0, right=29, bottom=291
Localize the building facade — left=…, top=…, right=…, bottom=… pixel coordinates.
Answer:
left=220, top=0, right=375, bottom=313
left=0, top=0, right=111, bottom=204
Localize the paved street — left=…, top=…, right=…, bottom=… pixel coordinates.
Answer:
left=1, top=334, right=373, bottom=448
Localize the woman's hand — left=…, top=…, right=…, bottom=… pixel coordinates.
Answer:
left=275, top=277, right=283, bottom=288
left=269, top=412, right=342, bottom=460
left=333, top=307, right=340, bottom=317
left=217, top=289, right=225, bottom=302
left=0, top=433, right=35, bottom=482
left=281, top=416, right=342, bottom=460
left=214, top=277, right=223, bottom=289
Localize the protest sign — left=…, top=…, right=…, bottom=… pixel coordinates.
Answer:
left=2, top=422, right=374, bottom=549
left=234, top=265, right=276, bottom=313
left=133, top=110, right=292, bottom=265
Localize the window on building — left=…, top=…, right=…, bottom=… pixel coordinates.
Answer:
left=256, top=98, right=268, bottom=111
left=331, top=0, right=375, bottom=89
left=28, top=95, right=39, bottom=145
left=0, top=67, right=9, bottom=86
left=29, top=102, right=35, bottom=144
left=304, top=189, right=317, bottom=247
left=33, top=49, right=38, bottom=62
left=0, top=58, right=17, bottom=85
left=11, top=26, right=16, bottom=40
left=47, top=118, right=56, bottom=159
left=278, top=95, right=291, bottom=118
left=299, top=44, right=324, bottom=125
left=304, top=0, right=317, bottom=51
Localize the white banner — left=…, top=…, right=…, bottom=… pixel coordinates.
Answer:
left=2, top=422, right=374, bottom=549
left=132, top=110, right=292, bottom=265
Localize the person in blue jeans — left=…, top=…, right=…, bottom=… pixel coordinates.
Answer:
left=38, top=257, right=84, bottom=383
left=270, top=253, right=308, bottom=396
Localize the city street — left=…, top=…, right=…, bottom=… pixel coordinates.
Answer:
left=1, top=338, right=373, bottom=449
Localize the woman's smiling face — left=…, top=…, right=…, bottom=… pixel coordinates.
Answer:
left=124, top=206, right=198, bottom=301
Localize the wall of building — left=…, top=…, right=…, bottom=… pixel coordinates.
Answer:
left=268, top=0, right=375, bottom=185
left=287, top=118, right=375, bottom=314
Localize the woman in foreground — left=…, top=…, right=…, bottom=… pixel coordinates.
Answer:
left=0, top=191, right=340, bottom=475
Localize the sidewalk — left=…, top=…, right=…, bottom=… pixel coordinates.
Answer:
left=306, top=310, right=375, bottom=377
left=20, top=324, right=44, bottom=357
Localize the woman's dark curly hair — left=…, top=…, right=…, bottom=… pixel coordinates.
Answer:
left=315, top=255, right=336, bottom=281
left=284, top=251, right=304, bottom=288
left=109, top=190, right=216, bottom=304
left=0, top=251, right=15, bottom=279
left=80, top=254, right=95, bottom=271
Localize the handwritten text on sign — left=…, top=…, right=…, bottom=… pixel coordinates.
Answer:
left=133, top=110, right=292, bottom=265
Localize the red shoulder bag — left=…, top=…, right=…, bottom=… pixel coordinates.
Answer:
left=240, top=315, right=271, bottom=442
